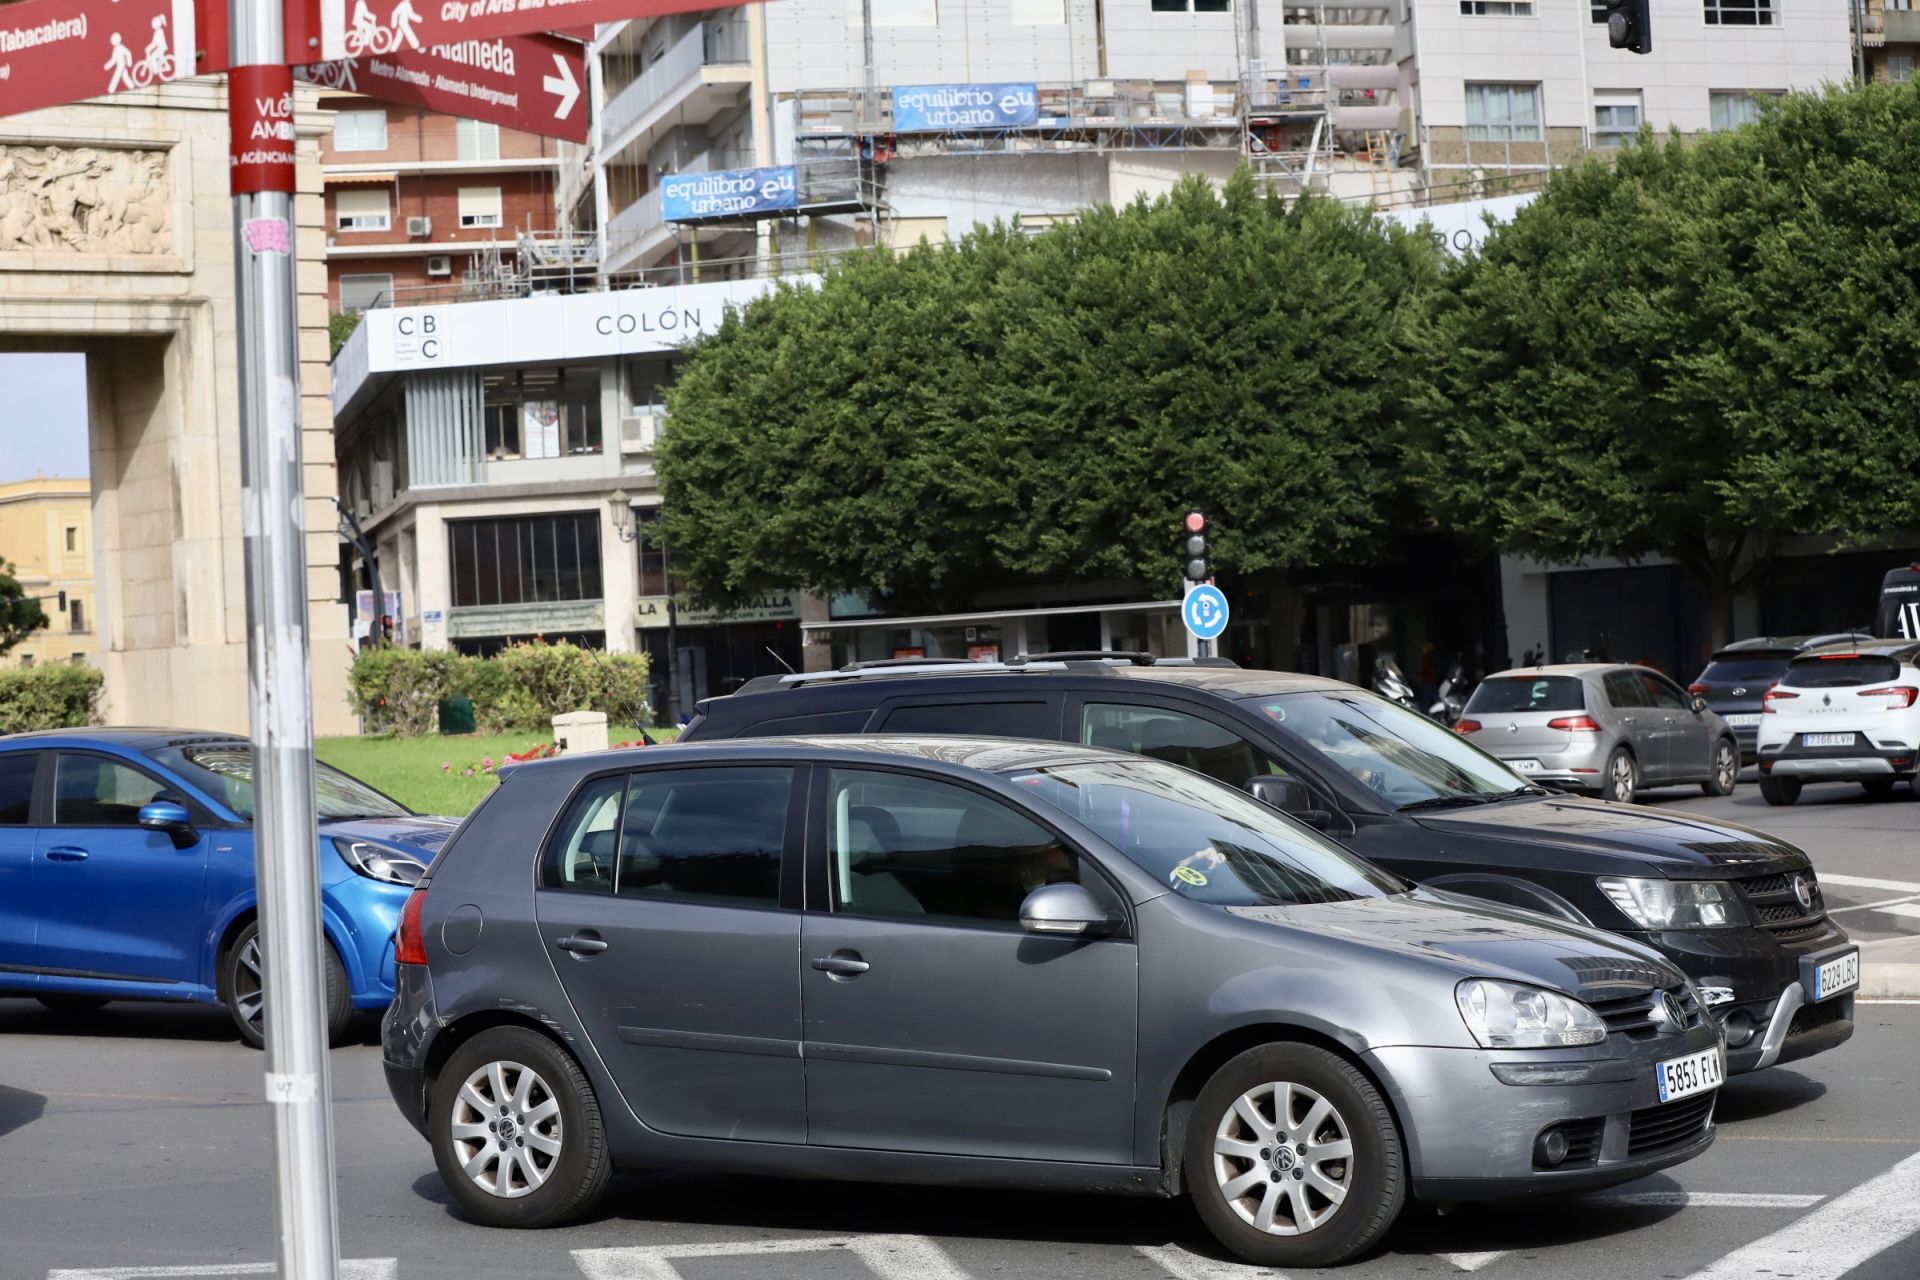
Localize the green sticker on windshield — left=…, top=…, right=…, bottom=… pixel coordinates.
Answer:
left=1172, top=866, right=1209, bottom=887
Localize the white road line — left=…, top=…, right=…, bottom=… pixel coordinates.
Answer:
left=1680, top=1151, right=1920, bottom=1280
left=47, top=1261, right=395, bottom=1280
left=1874, top=903, right=1920, bottom=921
left=1818, top=873, right=1920, bottom=894
left=1829, top=893, right=1920, bottom=915
left=573, top=1235, right=968, bottom=1280
left=1434, top=1251, right=1509, bottom=1272
left=1586, top=1191, right=1825, bottom=1209
left=1137, top=1243, right=1282, bottom=1278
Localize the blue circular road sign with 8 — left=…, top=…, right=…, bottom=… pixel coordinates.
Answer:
left=1183, top=584, right=1230, bottom=641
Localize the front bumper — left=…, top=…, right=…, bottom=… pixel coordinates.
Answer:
left=1368, top=1018, right=1723, bottom=1201
left=1632, top=927, right=1857, bottom=1073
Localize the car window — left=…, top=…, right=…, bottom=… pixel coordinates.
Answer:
left=1080, top=702, right=1286, bottom=788
left=1781, top=656, right=1903, bottom=688
left=1697, top=658, right=1789, bottom=685
left=1603, top=671, right=1649, bottom=710
left=0, top=752, right=37, bottom=825
left=148, top=744, right=411, bottom=821
left=1250, top=691, right=1528, bottom=807
left=1463, top=676, right=1585, bottom=713
left=826, top=768, right=1081, bottom=929
left=617, top=767, right=791, bottom=905
left=54, top=754, right=179, bottom=826
left=541, top=773, right=626, bottom=894
left=882, top=701, right=1051, bottom=739
left=1639, top=672, right=1689, bottom=710
left=1013, top=759, right=1405, bottom=906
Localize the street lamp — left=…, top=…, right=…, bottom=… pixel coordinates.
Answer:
left=608, top=489, right=679, bottom=725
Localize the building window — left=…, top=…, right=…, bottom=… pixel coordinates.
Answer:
left=335, top=189, right=390, bottom=232
left=338, top=273, right=394, bottom=312
left=69, top=653, right=84, bottom=665
left=1152, top=0, right=1231, bottom=9
left=1704, top=0, right=1774, bottom=24
left=1461, top=0, right=1533, bottom=13
left=1709, top=90, right=1780, bottom=132
left=635, top=508, right=675, bottom=597
left=64, top=526, right=77, bottom=552
left=456, top=118, right=500, bottom=160
left=481, top=367, right=602, bottom=461
left=1465, top=83, right=1543, bottom=142
left=332, top=109, right=388, bottom=152
left=449, top=512, right=604, bottom=609
left=1891, top=55, right=1917, bottom=82
left=18, top=654, right=32, bottom=669
left=458, top=186, right=504, bottom=230
left=69, top=599, right=84, bottom=633
left=1593, top=96, right=1642, bottom=147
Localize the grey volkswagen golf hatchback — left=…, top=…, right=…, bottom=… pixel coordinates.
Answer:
left=384, top=738, right=1723, bottom=1267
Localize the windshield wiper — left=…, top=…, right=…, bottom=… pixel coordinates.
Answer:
left=1397, top=795, right=1497, bottom=813
left=1499, top=785, right=1553, bottom=799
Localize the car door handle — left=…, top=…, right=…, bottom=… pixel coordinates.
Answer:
left=44, top=846, right=89, bottom=862
left=555, top=934, right=609, bottom=955
left=811, top=953, right=870, bottom=977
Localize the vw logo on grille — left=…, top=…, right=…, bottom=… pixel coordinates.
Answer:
left=1792, top=875, right=1815, bottom=912
left=1651, top=992, right=1687, bottom=1031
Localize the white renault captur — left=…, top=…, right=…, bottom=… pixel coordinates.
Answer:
left=1756, top=640, right=1920, bottom=805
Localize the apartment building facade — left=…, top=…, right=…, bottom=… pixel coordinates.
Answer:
left=0, top=477, right=95, bottom=670
left=1860, top=0, right=1920, bottom=83
left=320, top=98, right=565, bottom=312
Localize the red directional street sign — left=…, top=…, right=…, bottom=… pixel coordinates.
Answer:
left=0, top=0, right=223, bottom=118
left=297, top=27, right=585, bottom=143
left=312, top=0, right=762, bottom=60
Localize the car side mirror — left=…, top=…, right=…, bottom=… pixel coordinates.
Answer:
left=1019, top=883, right=1119, bottom=938
left=139, top=800, right=195, bottom=843
left=1244, top=776, right=1334, bottom=830
left=1691, top=696, right=1710, bottom=714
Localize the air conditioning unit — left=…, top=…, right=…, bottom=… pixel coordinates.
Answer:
left=620, top=411, right=663, bottom=455
left=407, top=216, right=432, bottom=237
left=426, top=254, right=453, bottom=277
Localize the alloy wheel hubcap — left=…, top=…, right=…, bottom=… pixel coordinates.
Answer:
left=1213, top=1081, right=1354, bottom=1236
left=451, top=1060, right=563, bottom=1199
left=1718, top=747, right=1736, bottom=789
left=234, top=936, right=265, bottom=1032
left=1614, top=757, right=1633, bottom=799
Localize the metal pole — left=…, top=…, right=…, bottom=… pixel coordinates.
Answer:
left=229, top=0, right=342, bottom=1275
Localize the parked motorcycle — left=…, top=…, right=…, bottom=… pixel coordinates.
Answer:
left=1429, top=658, right=1472, bottom=727
left=1373, top=655, right=1421, bottom=712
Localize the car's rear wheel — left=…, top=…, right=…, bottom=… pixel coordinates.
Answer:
left=1605, top=747, right=1638, bottom=804
left=1185, top=1042, right=1405, bottom=1267
left=1861, top=778, right=1896, bottom=798
left=1702, top=739, right=1739, bottom=797
left=37, top=996, right=109, bottom=1014
left=1760, top=775, right=1803, bottom=806
left=431, top=1026, right=612, bottom=1228
left=220, top=920, right=351, bottom=1049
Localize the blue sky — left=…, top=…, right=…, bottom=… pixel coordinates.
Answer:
left=0, top=353, right=90, bottom=481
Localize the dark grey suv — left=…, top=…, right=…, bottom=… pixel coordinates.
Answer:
left=385, top=737, right=1722, bottom=1267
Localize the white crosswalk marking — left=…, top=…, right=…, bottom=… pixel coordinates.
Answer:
left=1434, top=1251, right=1508, bottom=1272
left=1680, top=1152, right=1920, bottom=1280
left=1587, top=1191, right=1825, bottom=1209
left=47, top=1261, right=396, bottom=1280
left=573, top=1234, right=968, bottom=1280
left=1817, top=873, right=1920, bottom=894
left=1136, top=1243, right=1282, bottom=1277
left=1874, top=903, right=1920, bottom=921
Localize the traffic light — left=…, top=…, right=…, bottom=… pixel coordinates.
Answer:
left=1183, top=510, right=1210, bottom=584
left=1606, top=0, right=1652, bottom=54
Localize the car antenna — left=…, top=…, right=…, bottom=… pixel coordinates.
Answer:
left=766, top=645, right=797, bottom=675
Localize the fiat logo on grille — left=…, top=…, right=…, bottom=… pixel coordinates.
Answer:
left=1792, top=875, right=1815, bottom=912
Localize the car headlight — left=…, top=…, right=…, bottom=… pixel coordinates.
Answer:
left=1598, top=877, right=1740, bottom=930
left=1455, top=979, right=1607, bottom=1049
left=332, top=837, right=426, bottom=886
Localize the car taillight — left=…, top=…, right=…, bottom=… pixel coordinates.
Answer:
left=1688, top=683, right=1712, bottom=696
left=1455, top=719, right=1482, bottom=734
left=1858, top=686, right=1920, bottom=710
left=395, top=886, right=428, bottom=966
left=1548, top=715, right=1602, bottom=732
left=1763, top=688, right=1798, bottom=713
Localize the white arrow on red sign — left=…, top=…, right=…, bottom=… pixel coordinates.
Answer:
left=297, top=27, right=586, bottom=142
left=312, top=0, right=764, bottom=61
left=0, top=0, right=218, bottom=118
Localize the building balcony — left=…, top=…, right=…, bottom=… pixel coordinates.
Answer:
left=1886, top=9, right=1920, bottom=42
left=600, top=19, right=752, bottom=166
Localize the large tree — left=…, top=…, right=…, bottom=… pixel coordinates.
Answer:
left=1418, top=82, right=1920, bottom=646
left=0, top=562, right=48, bottom=657
left=657, top=173, right=1442, bottom=612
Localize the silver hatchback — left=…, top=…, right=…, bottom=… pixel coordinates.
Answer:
left=1458, top=665, right=1740, bottom=803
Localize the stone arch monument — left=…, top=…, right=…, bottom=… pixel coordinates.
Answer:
left=1, top=83, right=353, bottom=734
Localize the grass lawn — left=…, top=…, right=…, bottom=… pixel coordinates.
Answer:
left=317, top=727, right=678, bottom=817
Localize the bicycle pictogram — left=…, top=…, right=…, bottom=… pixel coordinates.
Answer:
left=346, top=0, right=425, bottom=57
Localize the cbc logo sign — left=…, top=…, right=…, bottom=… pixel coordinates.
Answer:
left=395, top=313, right=441, bottom=361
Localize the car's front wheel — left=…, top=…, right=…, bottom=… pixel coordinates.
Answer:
left=1606, top=747, right=1638, bottom=804
left=1760, top=775, right=1803, bottom=807
left=431, top=1026, right=612, bottom=1228
left=1702, top=739, right=1739, bottom=797
left=1185, top=1042, right=1405, bottom=1267
left=219, top=920, right=351, bottom=1049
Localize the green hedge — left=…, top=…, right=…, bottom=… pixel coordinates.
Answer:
left=0, top=663, right=105, bottom=734
left=348, top=642, right=651, bottom=737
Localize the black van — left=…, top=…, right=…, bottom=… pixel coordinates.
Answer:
left=681, top=655, right=1857, bottom=1076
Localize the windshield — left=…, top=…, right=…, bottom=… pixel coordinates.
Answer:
left=1697, top=657, right=1790, bottom=686
left=1010, top=759, right=1406, bottom=907
left=150, top=744, right=412, bottom=822
left=1247, top=691, right=1533, bottom=808
left=1463, top=676, right=1585, bottom=714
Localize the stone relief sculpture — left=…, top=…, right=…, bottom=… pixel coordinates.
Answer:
left=0, top=145, right=172, bottom=255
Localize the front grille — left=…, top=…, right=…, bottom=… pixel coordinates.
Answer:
left=1755, top=903, right=1806, bottom=925
left=1736, top=869, right=1826, bottom=934
left=1627, top=1093, right=1716, bottom=1157
left=1771, top=920, right=1831, bottom=943
left=1591, top=987, right=1706, bottom=1039
left=1788, top=997, right=1850, bottom=1038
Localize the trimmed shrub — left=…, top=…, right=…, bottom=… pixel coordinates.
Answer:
left=347, top=642, right=651, bottom=737
left=0, top=663, right=105, bottom=734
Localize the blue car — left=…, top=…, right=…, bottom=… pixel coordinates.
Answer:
left=0, top=728, right=458, bottom=1046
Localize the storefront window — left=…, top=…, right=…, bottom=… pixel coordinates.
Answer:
left=449, top=512, right=604, bottom=607
left=481, top=366, right=603, bottom=460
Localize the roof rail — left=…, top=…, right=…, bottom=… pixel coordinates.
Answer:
left=773, top=658, right=1128, bottom=687
left=1158, top=656, right=1242, bottom=668
left=1010, top=650, right=1156, bottom=666
left=838, top=657, right=980, bottom=671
